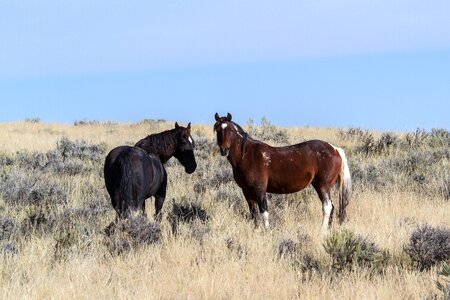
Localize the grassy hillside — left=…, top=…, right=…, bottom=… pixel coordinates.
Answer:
left=0, top=119, right=448, bottom=299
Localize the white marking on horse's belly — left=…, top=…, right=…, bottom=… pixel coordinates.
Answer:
left=221, top=123, right=228, bottom=129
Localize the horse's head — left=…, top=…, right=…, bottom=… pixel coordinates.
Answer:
left=173, top=122, right=197, bottom=174
left=214, top=112, right=240, bottom=157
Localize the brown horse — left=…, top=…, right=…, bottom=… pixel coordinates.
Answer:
left=214, top=113, right=351, bottom=232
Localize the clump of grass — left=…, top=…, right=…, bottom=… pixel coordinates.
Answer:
left=73, top=119, right=100, bottom=126
left=0, top=152, right=14, bottom=166
left=354, top=132, right=399, bottom=156
left=247, top=117, right=290, bottom=145
left=53, top=222, right=94, bottom=263
left=0, top=216, right=16, bottom=241
left=0, top=216, right=19, bottom=256
left=104, top=216, right=161, bottom=255
left=375, top=132, right=399, bottom=154
left=5, top=137, right=106, bottom=176
left=339, top=127, right=368, bottom=141
left=436, top=262, right=450, bottom=300
left=405, top=128, right=430, bottom=148
left=56, top=137, right=106, bottom=162
left=429, top=128, right=450, bottom=148
left=0, top=170, right=67, bottom=207
left=226, top=238, right=248, bottom=259
left=20, top=207, right=56, bottom=237
left=63, top=207, right=109, bottom=222
left=170, top=202, right=208, bottom=223
left=169, top=201, right=209, bottom=235
left=278, top=239, right=298, bottom=259
left=191, top=137, right=217, bottom=161
left=169, top=200, right=209, bottom=236
left=214, top=184, right=243, bottom=207
left=357, top=132, right=376, bottom=156
left=194, top=167, right=234, bottom=194
left=278, top=234, right=321, bottom=276
left=24, top=117, right=41, bottom=123
left=404, top=225, right=450, bottom=271
left=51, top=206, right=110, bottom=262
left=137, top=118, right=166, bottom=125
left=324, top=229, right=389, bottom=272
left=0, top=242, right=18, bottom=257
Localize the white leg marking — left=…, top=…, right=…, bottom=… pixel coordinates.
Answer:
left=262, top=211, right=270, bottom=229
left=322, top=199, right=333, bottom=233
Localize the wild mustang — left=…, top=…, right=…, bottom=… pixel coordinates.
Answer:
left=214, top=113, right=351, bottom=233
left=104, top=123, right=197, bottom=220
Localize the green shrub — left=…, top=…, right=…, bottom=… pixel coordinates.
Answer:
left=324, top=229, right=389, bottom=272
left=404, top=225, right=450, bottom=271
left=104, top=216, right=161, bottom=255
left=436, top=262, right=450, bottom=300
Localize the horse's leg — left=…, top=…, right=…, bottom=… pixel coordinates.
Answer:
left=256, top=192, right=269, bottom=229
left=243, top=189, right=259, bottom=227
left=312, top=182, right=334, bottom=233
left=141, top=198, right=147, bottom=217
left=154, top=195, right=165, bottom=222
left=110, top=192, right=122, bottom=219
left=244, top=187, right=270, bottom=229
left=154, top=171, right=167, bottom=222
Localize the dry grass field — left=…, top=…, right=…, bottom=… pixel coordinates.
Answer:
left=0, top=119, right=448, bottom=299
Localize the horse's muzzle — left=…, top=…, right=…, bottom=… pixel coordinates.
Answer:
left=220, top=147, right=230, bottom=156
left=185, top=164, right=196, bottom=174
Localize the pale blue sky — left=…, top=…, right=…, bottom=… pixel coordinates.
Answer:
left=0, top=0, right=449, bottom=130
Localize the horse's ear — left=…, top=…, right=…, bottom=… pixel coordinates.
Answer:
left=187, top=122, right=191, bottom=129
left=227, top=113, right=232, bottom=121
left=214, top=113, right=220, bottom=121
left=175, top=122, right=180, bottom=129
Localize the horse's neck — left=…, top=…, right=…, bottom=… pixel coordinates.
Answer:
left=140, top=131, right=177, bottom=163
left=228, top=134, right=248, bottom=167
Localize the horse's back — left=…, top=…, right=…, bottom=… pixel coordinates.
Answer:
left=104, top=146, right=165, bottom=201
left=279, top=139, right=342, bottom=173
left=246, top=139, right=342, bottom=193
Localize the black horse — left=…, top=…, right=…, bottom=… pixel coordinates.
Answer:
left=104, top=123, right=197, bottom=220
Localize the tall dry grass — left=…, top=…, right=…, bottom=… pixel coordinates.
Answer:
left=0, top=118, right=448, bottom=299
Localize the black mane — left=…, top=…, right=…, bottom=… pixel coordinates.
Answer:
left=135, top=129, right=177, bottom=163
left=231, top=121, right=249, bottom=138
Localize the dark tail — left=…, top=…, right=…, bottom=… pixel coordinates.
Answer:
left=116, top=154, right=133, bottom=218
left=335, top=147, right=352, bottom=224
